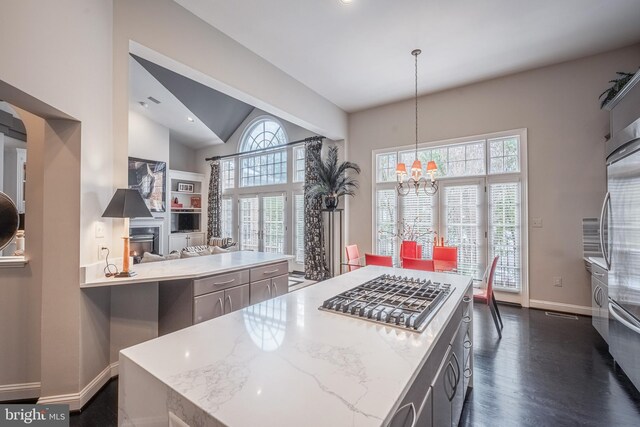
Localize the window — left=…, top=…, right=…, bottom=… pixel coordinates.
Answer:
left=293, top=146, right=305, bottom=183
left=374, top=131, right=526, bottom=296
left=239, top=118, right=288, bottom=187
left=220, top=197, right=233, bottom=239
left=489, top=137, right=519, bottom=174
left=221, top=159, right=235, bottom=191
left=489, top=182, right=521, bottom=290
left=294, top=193, right=305, bottom=263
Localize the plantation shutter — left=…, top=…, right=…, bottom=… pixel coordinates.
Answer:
left=376, top=189, right=398, bottom=261
left=489, top=182, right=521, bottom=290
left=400, top=191, right=436, bottom=259
left=441, top=183, right=484, bottom=278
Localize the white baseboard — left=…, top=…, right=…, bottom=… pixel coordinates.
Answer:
left=529, top=299, right=592, bottom=316
left=38, top=364, right=112, bottom=411
left=0, top=382, right=40, bottom=401
left=110, top=361, right=119, bottom=377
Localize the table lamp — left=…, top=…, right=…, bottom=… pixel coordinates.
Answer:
left=102, top=188, right=153, bottom=277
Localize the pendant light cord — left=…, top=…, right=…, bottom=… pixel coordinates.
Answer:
left=414, top=50, right=419, bottom=160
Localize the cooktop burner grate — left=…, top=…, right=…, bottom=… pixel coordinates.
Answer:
left=319, top=274, right=451, bottom=332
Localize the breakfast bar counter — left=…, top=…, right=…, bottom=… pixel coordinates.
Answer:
left=118, top=266, right=474, bottom=427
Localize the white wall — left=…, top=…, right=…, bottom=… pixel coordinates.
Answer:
left=348, top=43, right=640, bottom=311
left=169, top=139, right=198, bottom=173
left=129, top=110, right=170, bottom=163
left=0, top=0, right=114, bottom=403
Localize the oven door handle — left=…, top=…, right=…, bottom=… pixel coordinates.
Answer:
left=609, top=301, right=640, bottom=335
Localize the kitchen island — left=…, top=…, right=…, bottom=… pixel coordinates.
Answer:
left=118, top=266, right=473, bottom=427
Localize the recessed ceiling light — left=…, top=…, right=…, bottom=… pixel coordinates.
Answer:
left=187, top=117, right=195, bottom=122
left=139, top=101, right=148, bottom=108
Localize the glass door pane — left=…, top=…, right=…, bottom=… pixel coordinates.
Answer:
left=400, top=191, right=436, bottom=260
left=239, top=196, right=259, bottom=251
left=293, top=193, right=305, bottom=264
left=262, top=194, right=286, bottom=254
left=441, top=182, right=485, bottom=278
left=489, top=182, right=521, bottom=291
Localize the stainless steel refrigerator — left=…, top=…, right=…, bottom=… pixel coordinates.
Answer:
left=602, top=117, right=640, bottom=391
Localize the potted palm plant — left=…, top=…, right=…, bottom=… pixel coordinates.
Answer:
left=306, top=146, right=361, bottom=210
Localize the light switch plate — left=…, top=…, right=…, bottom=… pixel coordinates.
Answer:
left=95, top=221, right=105, bottom=238
left=531, top=217, right=543, bottom=228
left=553, top=276, right=563, bottom=287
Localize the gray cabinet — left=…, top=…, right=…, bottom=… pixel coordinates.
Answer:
left=224, top=284, right=250, bottom=314
left=194, top=290, right=224, bottom=324
left=250, top=273, right=288, bottom=304
left=591, top=263, right=609, bottom=343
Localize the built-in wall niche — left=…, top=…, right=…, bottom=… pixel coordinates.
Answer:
left=1, top=101, right=27, bottom=257
left=168, top=169, right=206, bottom=252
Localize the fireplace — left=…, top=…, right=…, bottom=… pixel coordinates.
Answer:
left=129, top=226, right=160, bottom=264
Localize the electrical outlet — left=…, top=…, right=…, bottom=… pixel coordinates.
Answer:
left=553, top=276, right=563, bottom=287
left=95, top=221, right=105, bottom=238
left=532, top=217, right=543, bottom=228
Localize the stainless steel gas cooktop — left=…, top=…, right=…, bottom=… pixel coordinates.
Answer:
left=319, top=274, right=451, bottom=332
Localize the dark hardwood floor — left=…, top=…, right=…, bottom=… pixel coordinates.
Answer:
left=70, top=305, right=640, bottom=426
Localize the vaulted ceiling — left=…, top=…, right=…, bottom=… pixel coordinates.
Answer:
left=174, top=0, right=640, bottom=112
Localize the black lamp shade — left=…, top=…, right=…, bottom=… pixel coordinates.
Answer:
left=102, top=189, right=153, bottom=219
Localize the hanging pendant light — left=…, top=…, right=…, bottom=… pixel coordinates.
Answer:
left=396, top=49, right=438, bottom=196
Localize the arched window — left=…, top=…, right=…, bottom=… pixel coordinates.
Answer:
left=239, top=117, right=288, bottom=187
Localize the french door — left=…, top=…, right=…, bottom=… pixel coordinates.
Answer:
left=239, top=193, right=286, bottom=254
left=439, top=180, right=486, bottom=280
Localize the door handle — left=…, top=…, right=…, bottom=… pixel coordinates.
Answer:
left=609, top=302, right=640, bottom=334
left=599, top=192, right=611, bottom=270
left=391, top=402, right=417, bottom=427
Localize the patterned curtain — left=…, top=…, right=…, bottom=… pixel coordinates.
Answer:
left=304, top=139, right=329, bottom=281
left=207, top=161, right=221, bottom=242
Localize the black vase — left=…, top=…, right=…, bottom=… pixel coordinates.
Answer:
left=324, top=195, right=338, bottom=210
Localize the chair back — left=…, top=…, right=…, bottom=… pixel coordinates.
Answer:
left=485, top=256, right=500, bottom=304
left=402, top=257, right=435, bottom=272
left=345, top=244, right=361, bottom=271
left=400, top=240, right=418, bottom=261
left=365, top=253, right=393, bottom=267
left=433, top=246, right=458, bottom=266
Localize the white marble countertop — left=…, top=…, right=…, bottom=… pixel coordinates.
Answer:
left=81, top=251, right=292, bottom=288
left=589, top=257, right=608, bottom=270
left=120, top=266, right=473, bottom=426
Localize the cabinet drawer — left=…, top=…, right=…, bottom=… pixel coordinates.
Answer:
left=592, top=263, right=608, bottom=285
left=271, top=274, right=289, bottom=298
left=250, top=262, right=288, bottom=282
left=193, top=290, right=224, bottom=324
left=194, top=270, right=249, bottom=296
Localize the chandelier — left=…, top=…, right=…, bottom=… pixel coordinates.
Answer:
left=396, top=49, right=438, bottom=196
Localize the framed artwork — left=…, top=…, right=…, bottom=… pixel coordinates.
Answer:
left=128, top=157, right=166, bottom=213
left=178, top=182, right=194, bottom=193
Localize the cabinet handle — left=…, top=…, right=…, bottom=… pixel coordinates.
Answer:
left=263, top=269, right=280, bottom=275
left=226, top=295, right=233, bottom=312
left=272, top=282, right=278, bottom=296
left=593, top=286, right=599, bottom=305
left=463, top=368, right=472, bottom=379
left=463, top=296, right=471, bottom=303
left=391, top=402, right=417, bottom=427
left=446, top=362, right=456, bottom=402
left=217, top=297, right=223, bottom=315
left=214, top=279, right=236, bottom=286
left=462, top=315, right=471, bottom=324
left=463, top=340, right=472, bottom=349
left=451, top=352, right=461, bottom=387
left=267, top=283, right=272, bottom=297
left=593, top=272, right=605, bottom=278
left=596, top=287, right=602, bottom=307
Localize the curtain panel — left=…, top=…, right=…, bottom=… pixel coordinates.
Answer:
left=207, top=160, right=221, bottom=242
left=304, top=139, right=329, bottom=281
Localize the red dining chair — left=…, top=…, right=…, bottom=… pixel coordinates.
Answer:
left=365, top=253, right=393, bottom=267
left=474, top=256, right=503, bottom=338
left=399, top=241, right=418, bottom=264
left=402, top=257, right=435, bottom=272
left=433, top=246, right=458, bottom=270
left=344, top=244, right=362, bottom=272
